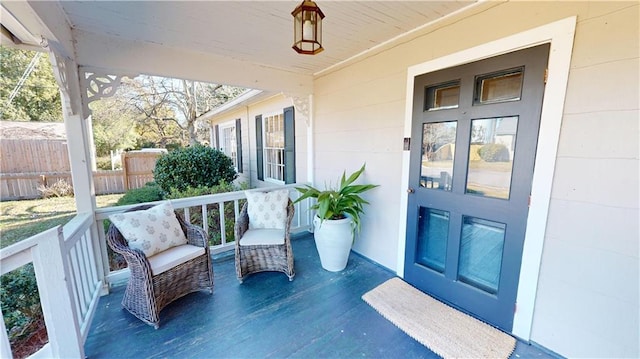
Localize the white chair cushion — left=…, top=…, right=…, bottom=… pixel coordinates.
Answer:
left=245, top=189, right=289, bottom=229
left=147, top=244, right=206, bottom=275
left=239, top=228, right=285, bottom=246
left=109, top=201, right=188, bottom=257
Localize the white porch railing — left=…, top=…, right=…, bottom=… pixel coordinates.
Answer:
left=0, top=212, right=100, bottom=358
left=94, top=184, right=312, bottom=287
left=0, top=184, right=312, bottom=358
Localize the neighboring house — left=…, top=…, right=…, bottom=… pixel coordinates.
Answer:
left=1, top=1, right=638, bottom=358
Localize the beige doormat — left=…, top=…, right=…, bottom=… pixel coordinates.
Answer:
left=362, top=277, right=516, bottom=359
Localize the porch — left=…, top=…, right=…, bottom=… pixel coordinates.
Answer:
left=85, top=232, right=555, bottom=359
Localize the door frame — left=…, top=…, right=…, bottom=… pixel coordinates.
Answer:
left=397, top=17, right=577, bottom=341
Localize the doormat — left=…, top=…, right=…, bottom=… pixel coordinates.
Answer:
left=362, top=277, right=516, bottom=359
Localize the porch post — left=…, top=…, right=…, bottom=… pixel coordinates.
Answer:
left=48, top=50, right=108, bottom=292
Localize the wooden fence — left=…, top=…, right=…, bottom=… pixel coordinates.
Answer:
left=1, top=139, right=70, bottom=173
left=0, top=151, right=164, bottom=200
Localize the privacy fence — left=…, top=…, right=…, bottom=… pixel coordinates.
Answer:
left=0, top=140, right=163, bottom=200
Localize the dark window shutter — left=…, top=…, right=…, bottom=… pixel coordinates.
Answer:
left=235, top=118, right=243, bottom=173
left=255, top=115, right=264, bottom=181
left=214, top=125, right=220, bottom=149
left=283, top=106, right=296, bottom=184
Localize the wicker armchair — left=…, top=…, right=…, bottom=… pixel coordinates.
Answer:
left=107, top=204, right=214, bottom=329
left=234, top=199, right=295, bottom=282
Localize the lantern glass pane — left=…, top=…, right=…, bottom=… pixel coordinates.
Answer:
left=294, top=14, right=302, bottom=43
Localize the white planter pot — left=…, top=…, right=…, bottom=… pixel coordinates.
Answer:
left=313, top=215, right=353, bottom=272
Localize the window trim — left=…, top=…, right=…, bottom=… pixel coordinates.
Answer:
left=218, top=120, right=239, bottom=172
left=261, top=111, right=286, bottom=184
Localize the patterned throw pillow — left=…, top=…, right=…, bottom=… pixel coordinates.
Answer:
left=245, top=189, right=289, bottom=229
left=109, top=201, right=188, bottom=257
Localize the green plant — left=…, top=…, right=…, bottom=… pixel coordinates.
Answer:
left=294, top=163, right=378, bottom=235
left=165, top=182, right=240, bottom=246
left=477, top=143, right=510, bottom=162
left=115, top=182, right=164, bottom=207
left=1, top=264, right=42, bottom=340
left=153, top=145, right=237, bottom=193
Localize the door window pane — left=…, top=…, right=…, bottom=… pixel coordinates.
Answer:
left=425, top=81, right=460, bottom=110
left=458, top=216, right=505, bottom=294
left=474, top=68, right=523, bottom=105
left=416, top=207, right=449, bottom=273
left=466, top=117, right=518, bottom=199
left=420, top=121, right=456, bottom=190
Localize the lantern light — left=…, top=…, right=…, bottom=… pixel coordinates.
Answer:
left=292, top=0, right=325, bottom=55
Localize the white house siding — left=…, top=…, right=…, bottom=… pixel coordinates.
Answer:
left=313, top=1, right=638, bottom=358
left=209, top=94, right=310, bottom=189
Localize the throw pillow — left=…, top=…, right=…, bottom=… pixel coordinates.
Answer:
left=245, top=189, right=289, bottom=229
left=109, top=201, right=188, bottom=257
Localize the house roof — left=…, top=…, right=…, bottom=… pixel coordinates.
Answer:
left=0, top=121, right=66, bottom=140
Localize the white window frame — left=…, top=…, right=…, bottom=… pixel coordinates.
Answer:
left=218, top=120, right=238, bottom=171
left=262, top=111, right=285, bottom=184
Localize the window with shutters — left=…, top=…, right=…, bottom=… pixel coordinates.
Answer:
left=256, top=106, right=295, bottom=184
left=263, top=112, right=285, bottom=182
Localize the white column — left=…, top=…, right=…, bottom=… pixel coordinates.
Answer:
left=48, top=51, right=107, bottom=292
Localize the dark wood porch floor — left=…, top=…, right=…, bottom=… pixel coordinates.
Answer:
left=85, top=233, right=559, bottom=358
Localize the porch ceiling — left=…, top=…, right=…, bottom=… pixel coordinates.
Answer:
left=2, top=1, right=477, bottom=93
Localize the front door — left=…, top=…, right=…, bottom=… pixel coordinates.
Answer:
left=404, top=44, right=549, bottom=332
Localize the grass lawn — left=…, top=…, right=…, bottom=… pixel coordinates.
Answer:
left=0, top=194, right=123, bottom=249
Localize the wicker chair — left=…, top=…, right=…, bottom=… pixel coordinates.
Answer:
left=107, top=204, right=214, bottom=329
left=234, top=199, right=295, bottom=282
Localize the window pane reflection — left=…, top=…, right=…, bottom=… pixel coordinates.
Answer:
left=420, top=121, right=456, bottom=190
left=458, top=216, right=505, bottom=294
left=466, top=117, right=517, bottom=199
left=416, top=207, right=450, bottom=273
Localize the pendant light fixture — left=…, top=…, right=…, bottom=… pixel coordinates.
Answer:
left=291, top=0, right=325, bottom=55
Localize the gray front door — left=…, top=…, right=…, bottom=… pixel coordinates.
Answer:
left=404, top=44, right=549, bottom=332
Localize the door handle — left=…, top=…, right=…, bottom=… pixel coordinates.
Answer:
left=407, top=188, right=415, bottom=194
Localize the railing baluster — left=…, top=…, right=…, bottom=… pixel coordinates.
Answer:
left=183, top=207, right=191, bottom=224
left=218, top=202, right=226, bottom=245
left=84, top=229, right=99, bottom=287
left=234, top=199, right=240, bottom=220
left=78, top=236, right=93, bottom=307
left=201, top=204, right=208, bottom=243
left=0, top=306, right=12, bottom=358
left=66, top=250, right=82, bottom=319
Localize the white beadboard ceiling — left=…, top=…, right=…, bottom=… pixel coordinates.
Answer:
left=59, top=1, right=476, bottom=76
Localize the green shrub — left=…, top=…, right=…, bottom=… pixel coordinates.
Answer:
left=153, top=145, right=237, bottom=193
left=115, top=182, right=164, bottom=206
left=165, top=182, right=241, bottom=246
left=96, top=156, right=121, bottom=170
left=1, top=264, right=42, bottom=341
left=478, top=143, right=510, bottom=162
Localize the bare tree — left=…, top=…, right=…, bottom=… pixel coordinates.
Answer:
left=122, top=76, right=245, bottom=145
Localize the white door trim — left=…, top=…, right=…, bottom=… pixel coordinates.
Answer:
left=397, top=16, right=577, bottom=340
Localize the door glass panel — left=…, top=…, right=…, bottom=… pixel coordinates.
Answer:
left=466, top=117, right=518, bottom=199
left=426, top=81, right=460, bottom=110
left=458, top=216, right=505, bottom=294
left=420, top=121, right=456, bottom=190
left=474, top=68, right=523, bottom=105
left=416, top=207, right=449, bottom=273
